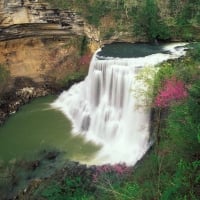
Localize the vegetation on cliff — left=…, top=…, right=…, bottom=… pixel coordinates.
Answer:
left=45, top=0, right=200, bottom=42
left=0, top=65, right=9, bottom=84
left=129, top=43, right=200, bottom=200
left=0, top=64, right=10, bottom=95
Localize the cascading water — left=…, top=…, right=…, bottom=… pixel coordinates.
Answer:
left=52, top=43, right=187, bottom=166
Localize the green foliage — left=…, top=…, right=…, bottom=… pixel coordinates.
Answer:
left=132, top=66, right=158, bottom=107
left=188, top=80, right=200, bottom=120
left=0, top=64, right=10, bottom=96
left=188, top=42, right=200, bottom=62
left=161, top=160, right=200, bottom=200
left=60, top=70, right=87, bottom=87
left=153, top=62, right=176, bottom=96
left=102, top=28, right=115, bottom=40
left=159, top=44, right=200, bottom=84
left=99, top=182, right=142, bottom=200
left=128, top=46, right=200, bottom=200
left=156, top=59, right=199, bottom=199
left=133, top=61, right=176, bottom=107
left=133, top=0, right=170, bottom=41
left=45, top=0, right=200, bottom=42
left=118, top=183, right=141, bottom=200
left=166, top=104, right=199, bottom=160
left=80, top=36, right=88, bottom=56
left=0, top=64, right=9, bottom=84
left=132, top=50, right=200, bottom=108
left=42, top=183, right=64, bottom=200
left=42, top=180, right=93, bottom=200
left=93, top=164, right=131, bottom=200
left=125, top=84, right=199, bottom=199
left=40, top=163, right=95, bottom=200
left=170, top=0, right=200, bottom=41
left=45, top=0, right=70, bottom=9
left=85, top=1, right=113, bottom=27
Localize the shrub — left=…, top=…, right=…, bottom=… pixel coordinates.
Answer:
left=0, top=64, right=9, bottom=84
left=153, top=62, right=176, bottom=96
left=154, top=77, right=188, bottom=108
left=132, top=66, right=158, bottom=107
left=93, top=163, right=131, bottom=183
left=188, top=42, right=200, bottom=62
left=60, top=70, right=87, bottom=87
left=161, top=160, right=200, bottom=200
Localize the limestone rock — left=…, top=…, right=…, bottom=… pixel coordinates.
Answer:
left=0, top=0, right=84, bottom=41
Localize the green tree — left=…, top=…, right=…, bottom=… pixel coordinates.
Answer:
left=132, top=66, right=158, bottom=107
left=133, top=0, right=170, bottom=41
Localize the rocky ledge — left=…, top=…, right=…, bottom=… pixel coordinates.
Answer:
left=0, top=74, right=86, bottom=126
left=0, top=77, right=53, bottom=125
left=0, top=0, right=84, bottom=41
left=0, top=79, right=46, bottom=125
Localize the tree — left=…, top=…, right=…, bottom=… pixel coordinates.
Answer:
left=154, top=77, right=188, bottom=108
left=123, top=0, right=140, bottom=18
left=133, top=0, right=170, bottom=41
left=132, top=66, right=158, bottom=108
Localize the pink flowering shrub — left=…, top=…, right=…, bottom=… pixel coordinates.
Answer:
left=155, top=77, right=188, bottom=108
left=93, top=163, right=131, bottom=183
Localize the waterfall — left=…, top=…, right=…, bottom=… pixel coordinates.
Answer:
left=52, top=43, right=187, bottom=166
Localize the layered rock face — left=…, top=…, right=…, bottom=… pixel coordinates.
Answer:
left=0, top=0, right=84, bottom=41
left=0, top=0, right=96, bottom=124
left=0, top=0, right=94, bottom=83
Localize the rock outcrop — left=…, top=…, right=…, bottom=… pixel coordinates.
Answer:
left=0, top=77, right=52, bottom=125
left=0, top=0, right=99, bottom=85
left=0, top=0, right=99, bottom=125
left=0, top=74, right=86, bottom=125
left=0, top=0, right=84, bottom=41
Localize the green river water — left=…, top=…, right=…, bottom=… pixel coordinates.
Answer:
left=0, top=96, right=99, bottom=164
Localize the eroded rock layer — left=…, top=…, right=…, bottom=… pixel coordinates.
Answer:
left=0, top=0, right=84, bottom=41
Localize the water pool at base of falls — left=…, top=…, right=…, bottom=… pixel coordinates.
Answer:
left=0, top=96, right=99, bottom=163
left=52, top=42, right=188, bottom=166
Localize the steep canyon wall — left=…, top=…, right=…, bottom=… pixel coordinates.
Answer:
left=0, top=0, right=101, bottom=85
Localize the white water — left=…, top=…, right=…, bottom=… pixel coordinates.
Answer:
left=52, top=43, right=187, bottom=166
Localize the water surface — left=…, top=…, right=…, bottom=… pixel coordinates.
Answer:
left=0, top=96, right=99, bottom=163
left=97, top=42, right=167, bottom=58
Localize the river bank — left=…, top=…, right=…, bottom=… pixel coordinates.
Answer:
left=0, top=74, right=86, bottom=126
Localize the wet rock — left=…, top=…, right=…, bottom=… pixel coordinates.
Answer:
left=0, top=73, right=86, bottom=126
left=14, top=77, right=37, bottom=88
left=0, top=0, right=84, bottom=41
left=0, top=77, right=52, bottom=125
left=45, top=151, right=59, bottom=161
left=28, top=160, right=40, bottom=171
left=18, top=178, right=42, bottom=198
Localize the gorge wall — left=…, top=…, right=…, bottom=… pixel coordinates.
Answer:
left=0, top=0, right=102, bottom=85
left=0, top=0, right=84, bottom=40
left=0, top=0, right=143, bottom=86
left=0, top=0, right=99, bottom=124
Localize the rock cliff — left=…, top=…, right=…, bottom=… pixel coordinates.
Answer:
left=0, top=0, right=97, bottom=124
left=0, top=0, right=97, bottom=84
left=0, top=0, right=85, bottom=41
